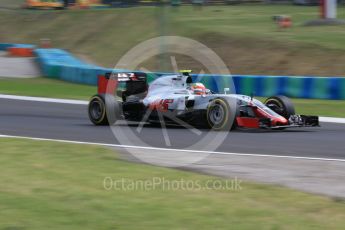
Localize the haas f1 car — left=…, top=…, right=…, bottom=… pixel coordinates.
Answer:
left=88, top=71, right=319, bottom=130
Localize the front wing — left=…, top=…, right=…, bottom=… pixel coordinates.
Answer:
left=236, top=115, right=319, bottom=129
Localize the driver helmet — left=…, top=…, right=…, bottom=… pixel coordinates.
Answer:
left=190, top=83, right=207, bottom=95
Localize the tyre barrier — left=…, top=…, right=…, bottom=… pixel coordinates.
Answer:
left=8, top=44, right=36, bottom=57
left=0, top=44, right=36, bottom=57
left=34, top=48, right=127, bottom=85
left=3, top=44, right=340, bottom=100
left=8, top=47, right=34, bottom=57
left=230, top=75, right=345, bottom=100
left=0, top=43, right=15, bottom=51
left=148, top=73, right=345, bottom=100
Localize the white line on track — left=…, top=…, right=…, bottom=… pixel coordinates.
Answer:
left=319, top=117, right=345, bottom=124
left=1, top=94, right=345, bottom=123
left=1, top=134, right=345, bottom=163
left=0, top=94, right=88, bottom=105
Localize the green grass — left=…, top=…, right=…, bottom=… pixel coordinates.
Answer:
left=290, top=98, right=345, bottom=118
left=0, top=5, right=345, bottom=75
left=170, top=5, right=345, bottom=50
left=1, top=4, right=345, bottom=49
left=0, top=0, right=25, bottom=8
left=1, top=138, right=345, bottom=229
left=0, top=77, right=96, bottom=100
left=256, top=97, right=345, bottom=118
left=1, top=77, right=344, bottom=117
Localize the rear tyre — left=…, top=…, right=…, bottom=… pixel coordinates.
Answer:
left=206, top=98, right=233, bottom=131
left=88, top=94, right=118, bottom=125
left=264, top=95, right=295, bottom=119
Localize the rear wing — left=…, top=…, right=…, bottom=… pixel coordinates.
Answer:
left=98, top=72, right=147, bottom=100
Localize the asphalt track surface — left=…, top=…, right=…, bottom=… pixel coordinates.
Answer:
left=1, top=98, right=344, bottom=160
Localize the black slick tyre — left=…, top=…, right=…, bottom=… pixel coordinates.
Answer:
left=206, top=98, right=233, bottom=131
left=88, top=94, right=117, bottom=125
left=264, top=95, right=295, bottom=119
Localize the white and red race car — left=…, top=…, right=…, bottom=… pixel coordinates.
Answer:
left=88, top=71, right=319, bottom=130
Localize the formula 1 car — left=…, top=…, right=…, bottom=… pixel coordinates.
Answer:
left=88, top=71, right=319, bottom=130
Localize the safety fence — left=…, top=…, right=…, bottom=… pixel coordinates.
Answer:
left=1, top=43, right=344, bottom=99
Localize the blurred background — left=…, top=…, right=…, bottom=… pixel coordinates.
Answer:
left=1, top=1, right=345, bottom=229
left=0, top=0, right=344, bottom=75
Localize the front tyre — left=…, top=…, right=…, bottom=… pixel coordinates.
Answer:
left=88, top=94, right=117, bottom=125
left=206, top=98, right=233, bottom=131
left=265, top=95, right=295, bottom=119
